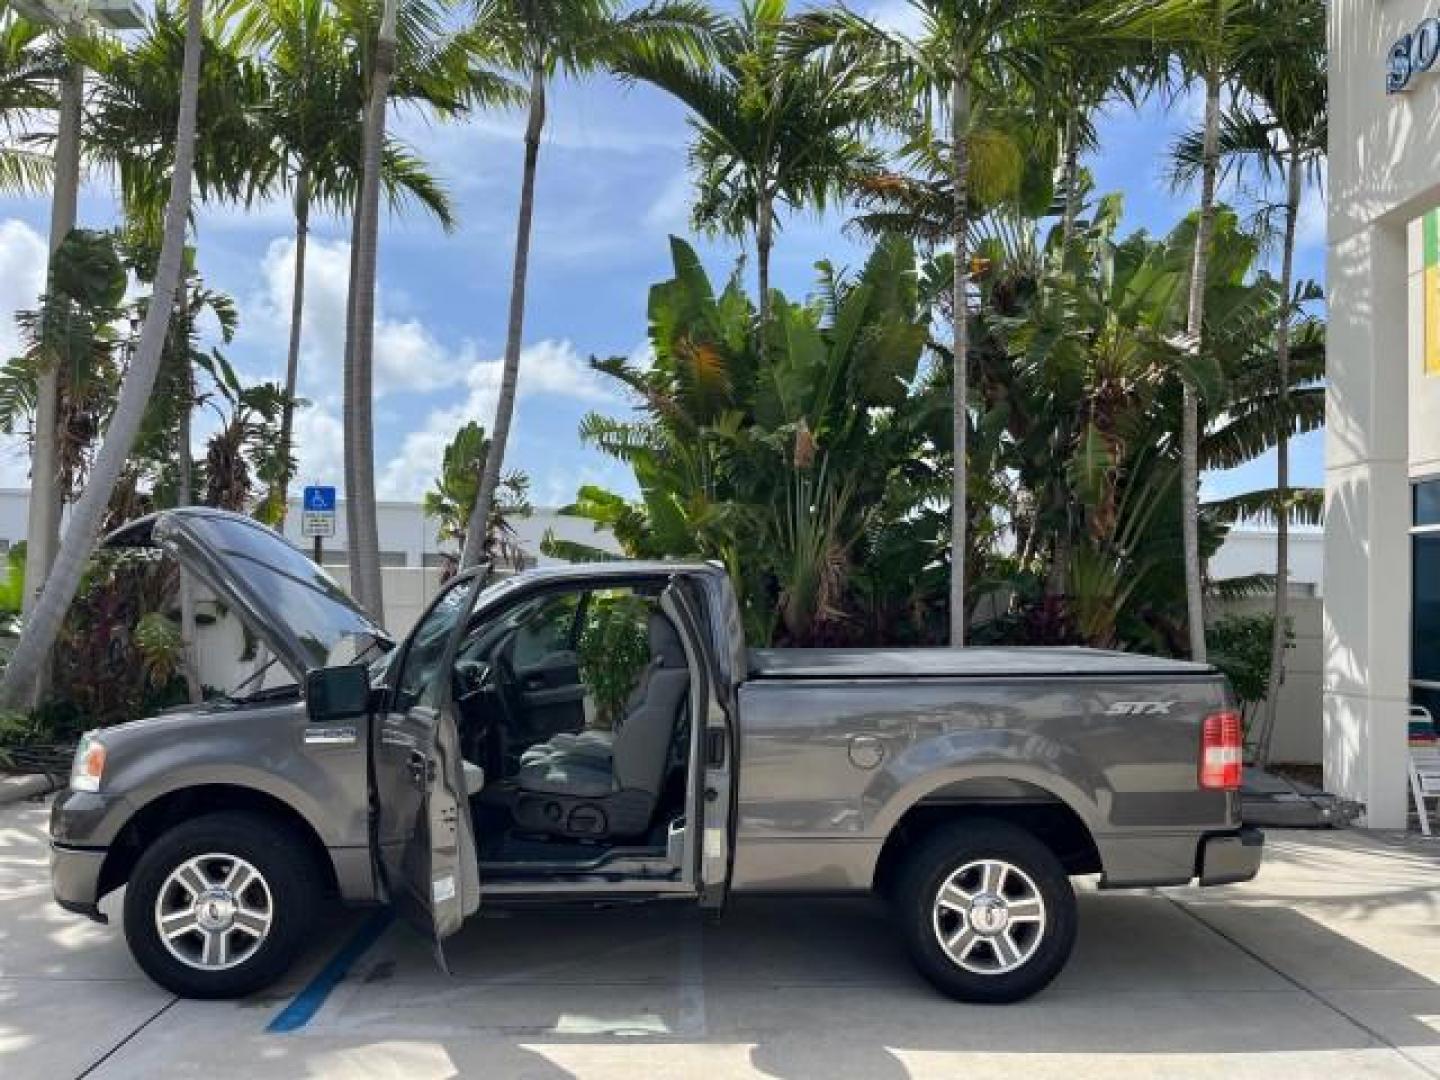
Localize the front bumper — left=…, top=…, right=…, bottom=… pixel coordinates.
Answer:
left=49, top=786, right=130, bottom=923
left=51, top=842, right=108, bottom=922
left=1197, top=826, right=1264, bottom=886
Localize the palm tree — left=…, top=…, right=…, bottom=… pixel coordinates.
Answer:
left=828, top=0, right=1059, bottom=645
left=13, top=12, right=73, bottom=700
left=456, top=0, right=713, bottom=573
left=618, top=0, right=876, bottom=337
left=80, top=2, right=270, bottom=243
left=0, top=10, right=58, bottom=193
left=341, top=0, right=400, bottom=619
left=239, top=0, right=505, bottom=528
left=0, top=0, right=206, bottom=708
left=1175, top=0, right=1324, bottom=754
left=337, top=0, right=513, bottom=617
left=1116, top=0, right=1262, bottom=661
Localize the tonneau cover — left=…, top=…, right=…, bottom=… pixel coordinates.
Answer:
left=747, top=646, right=1215, bottom=680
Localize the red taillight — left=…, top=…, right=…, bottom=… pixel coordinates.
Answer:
left=1200, top=710, right=1243, bottom=790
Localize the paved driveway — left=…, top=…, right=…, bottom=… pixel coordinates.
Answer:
left=3, top=796, right=1440, bottom=1079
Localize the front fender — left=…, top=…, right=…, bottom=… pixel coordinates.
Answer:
left=65, top=700, right=369, bottom=850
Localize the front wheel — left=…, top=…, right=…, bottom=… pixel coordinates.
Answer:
left=894, top=819, right=1077, bottom=1003
left=123, top=812, right=322, bottom=999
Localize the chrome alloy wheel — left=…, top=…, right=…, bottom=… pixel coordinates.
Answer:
left=931, top=858, right=1047, bottom=975
left=153, top=854, right=273, bottom=971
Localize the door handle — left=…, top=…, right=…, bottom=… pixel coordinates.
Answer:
left=408, top=750, right=437, bottom=790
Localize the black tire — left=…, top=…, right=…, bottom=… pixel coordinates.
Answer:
left=123, top=811, right=323, bottom=999
left=893, top=819, right=1077, bottom=1004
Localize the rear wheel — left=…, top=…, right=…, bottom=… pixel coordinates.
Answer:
left=894, top=819, right=1077, bottom=1003
left=123, top=812, right=322, bottom=999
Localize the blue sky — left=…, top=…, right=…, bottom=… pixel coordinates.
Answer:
left=0, top=6, right=1327, bottom=511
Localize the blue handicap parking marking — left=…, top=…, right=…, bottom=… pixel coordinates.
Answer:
left=303, top=485, right=336, bottom=513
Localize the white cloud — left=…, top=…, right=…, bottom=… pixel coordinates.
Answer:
left=644, top=171, right=694, bottom=235
left=0, top=219, right=47, bottom=359
left=0, top=220, right=50, bottom=487
left=251, top=236, right=467, bottom=398
left=377, top=339, right=617, bottom=500
left=289, top=402, right=346, bottom=489
left=1296, top=184, right=1327, bottom=253
left=865, top=0, right=926, bottom=36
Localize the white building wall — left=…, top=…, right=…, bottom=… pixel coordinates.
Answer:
left=1325, top=0, right=1440, bottom=825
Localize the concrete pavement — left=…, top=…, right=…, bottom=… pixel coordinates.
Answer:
left=3, top=796, right=1440, bottom=1078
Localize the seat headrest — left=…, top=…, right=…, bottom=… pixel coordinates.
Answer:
left=648, top=613, right=685, bottom=669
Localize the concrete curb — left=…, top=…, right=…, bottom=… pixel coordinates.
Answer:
left=0, top=772, right=57, bottom=806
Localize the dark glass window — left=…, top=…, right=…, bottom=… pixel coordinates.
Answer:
left=395, top=579, right=472, bottom=710
left=1416, top=480, right=1440, bottom=527
left=1414, top=534, right=1440, bottom=683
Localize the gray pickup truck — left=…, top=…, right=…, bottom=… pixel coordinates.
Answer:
left=50, top=508, right=1261, bottom=1003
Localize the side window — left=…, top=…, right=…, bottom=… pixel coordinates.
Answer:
left=395, top=578, right=471, bottom=710
left=510, top=593, right=582, bottom=669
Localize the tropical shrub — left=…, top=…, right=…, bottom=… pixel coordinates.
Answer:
left=552, top=233, right=936, bottom=646
left=577, top=593, right=652, bottom=729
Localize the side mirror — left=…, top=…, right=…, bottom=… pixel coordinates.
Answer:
left=306, top=665, right=371, bottom=724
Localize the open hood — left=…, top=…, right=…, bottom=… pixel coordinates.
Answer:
left=105, top=508, right=392, bottom=681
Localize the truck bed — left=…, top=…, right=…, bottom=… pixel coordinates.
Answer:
left=746, top=646, right=1215, bottom=680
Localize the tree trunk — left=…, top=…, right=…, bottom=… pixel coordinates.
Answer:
left=341, top=0, right=397, bottom=618
left=0, top=0, right=205, bottom=708
left=949, top=65, right=971, bottom=647
left=1257, top=146, right=1302, bottom=764
left=1059, top=104, right=1080, bottom=253
left=461, top=68, right=546, bottom=570
left=273, top=172, right=310, bottom=530
left=1180, top=64, right=1221, bottom=664
left=22, top=29, right=84, bottom=704
left=177, top=362, right=202, bottom=705
left=756, top=188, right=774, bottom=346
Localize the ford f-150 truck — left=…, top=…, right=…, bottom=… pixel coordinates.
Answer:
left=49, top=508, right=1261, bottom=1003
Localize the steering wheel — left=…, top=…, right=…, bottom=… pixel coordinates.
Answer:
left=453, top=659, right=489, bottom=704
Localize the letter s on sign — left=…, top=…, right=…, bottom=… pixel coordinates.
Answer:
left=1390, top=32, right=1414, bottom=94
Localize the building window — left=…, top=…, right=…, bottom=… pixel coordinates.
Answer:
left=1413, top=479, right=1440, bottom=720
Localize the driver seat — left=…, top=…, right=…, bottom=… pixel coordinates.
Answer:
left=512, top=613, right=689, bottom=839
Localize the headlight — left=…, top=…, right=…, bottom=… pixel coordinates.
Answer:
left=71, top=733, right=106, bottom=793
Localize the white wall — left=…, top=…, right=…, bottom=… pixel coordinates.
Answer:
left=1210, top=530, right=1324, bottom=596
left=0, top=489, right=623, bottom=570
left=1213, top=595, right=1324, bottom=765
left=1325, top=0, right=1440, bottom=825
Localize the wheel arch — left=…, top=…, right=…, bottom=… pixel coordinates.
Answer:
left=871, top=777, right=1103, bottom=898
left=98, top=784, right=340, bottom=902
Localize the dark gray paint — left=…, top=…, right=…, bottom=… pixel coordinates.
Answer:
left=51, top=533, right=1258, bottom=924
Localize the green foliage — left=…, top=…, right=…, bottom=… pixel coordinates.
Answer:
left=0, top=544, right=26, bottom=635
left=134, top=611, right=185, bottom=687
left=569, top=233, right=935, bottom=645
left=577, top=593, right=653, bottom=727
left=0, top=229, right=129, bottom=501
left=1209, top=611, right=1292, bottom=732
left=424, top=421, right=533, bottom=569
left=49, top=552, right=191, bottom=729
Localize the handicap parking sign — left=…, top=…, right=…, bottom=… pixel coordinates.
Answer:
left=301, top=485, right=337, bottom=537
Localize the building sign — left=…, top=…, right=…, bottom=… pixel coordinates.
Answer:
left=1426, top=210, right=1440, bottom=376
left=1389, top=16, right=1440, bottom=93
left=301, top=485, right=336, bottom=538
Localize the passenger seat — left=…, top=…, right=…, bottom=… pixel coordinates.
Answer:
left=512, top=613, right=689, bottom=839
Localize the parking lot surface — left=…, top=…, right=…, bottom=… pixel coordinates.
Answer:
left=5, top=796, right=1440, bottom=1079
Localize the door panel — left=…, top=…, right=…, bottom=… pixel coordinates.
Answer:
left=662, top=584, right=734, bottom=909
left=373, top=571, right=484, bottom=954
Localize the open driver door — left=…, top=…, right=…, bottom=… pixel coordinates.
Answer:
left=371, top=568, right=486, bottom=965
